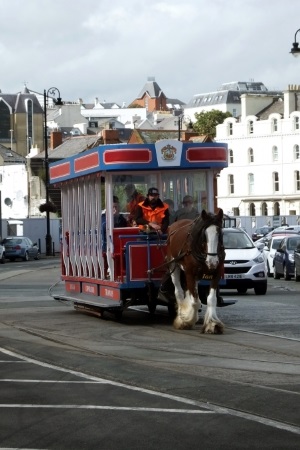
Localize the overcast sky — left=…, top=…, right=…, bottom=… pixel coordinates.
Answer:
left=1, top=0, right=300, bottom=106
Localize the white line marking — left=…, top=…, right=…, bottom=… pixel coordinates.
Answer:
left=0, top=379, right=105, bottom=383
left=0, top=404, right=212, bottom=413
left=1, top=347, right=300, bottom=435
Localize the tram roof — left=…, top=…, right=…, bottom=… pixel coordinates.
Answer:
left=49, top=139, right=228, bottom=184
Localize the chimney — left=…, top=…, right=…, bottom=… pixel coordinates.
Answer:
left=50, top=131, right=63, bottom=149
left=102, top=129, right=120, bottom=144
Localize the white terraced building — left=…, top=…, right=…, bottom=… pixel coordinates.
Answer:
left=215, top=85, right=300, bottom=222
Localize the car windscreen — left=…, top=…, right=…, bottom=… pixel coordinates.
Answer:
left=2, top=239, right=22, bottom=245
left=272, top=239, right=283, bottom=250
left=223, top=231, right=254, bottom=249
left=287, top=238, right=300, bottom=251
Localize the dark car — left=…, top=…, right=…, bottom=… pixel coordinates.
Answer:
left=294, top=243, right=300, bottom=282
left=273, top=235, right=300, bottom=280
left=252, top=226, right=274, bottom=242
left=0, top=237, right=40, bottom=262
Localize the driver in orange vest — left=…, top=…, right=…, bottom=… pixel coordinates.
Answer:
left=135, top=187, right=169, bottom=233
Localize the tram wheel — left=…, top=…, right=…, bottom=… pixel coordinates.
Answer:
left=148, top=303, right=157, bottom=315
left=114, top=310, right=123, bottom=321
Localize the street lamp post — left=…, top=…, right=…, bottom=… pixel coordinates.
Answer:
left=290, top=29, right=300, bottom=56
left=43, top=87, right=63, bottom=256
left=177, top=115, right=192, bottom=141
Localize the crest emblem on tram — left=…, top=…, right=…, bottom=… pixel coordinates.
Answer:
left=161, top=144, right=176, bottom=161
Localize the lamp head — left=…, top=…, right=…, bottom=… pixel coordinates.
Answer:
left=290, top=42, right=300, bottom=57
left=55, top=97, right=63, bottom=106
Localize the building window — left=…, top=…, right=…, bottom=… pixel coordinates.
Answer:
left=272, top=118, right=278, bottom=132
left=272, top=146, right=278, bottom=161
left=248, top=173, right=254, bottom=194
left=294, top=116, right=300, bottom=131
left=232, top=108, right=237, bottom=117
left=294, top=144, right=300, bottom=160
left=0, top=100, right=10, bottom=139
left=273, top=172, right=279, bottom=192
left=228, top=122, right=233, bottom=136
left=228, top=174, right=234, bottom=194
left=261, top=202, right=268, bottom=215
left=249, top=203, right=256, bottom=216
left=295, top=170, right=300, bottom=191
left=248, top=120, right=254, bottom=134
left=0, top=174, right=2, bottom=183
left=229, top=149, right=234, bottom=164
left=248, top=147, right=254, bottom=163
left=26, top=99, right=33, bottom=153
left=274, top=202, right=280, bottom=215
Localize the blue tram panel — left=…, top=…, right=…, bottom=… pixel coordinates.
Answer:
left=49, top=140, right=228, bottom=184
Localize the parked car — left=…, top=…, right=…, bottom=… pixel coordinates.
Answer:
left=252, top=226, right=274, bottom=242
left=222, top=228, right=267, bottom=295
left=0, top=237, right=40, bottom=262
left=263, top=233, right=298, bottom=277
left=0, top=244, right=5, bottom=264
left=273, top=235, right=300, bottom=280
left=294, top=243, right=300, bottom=282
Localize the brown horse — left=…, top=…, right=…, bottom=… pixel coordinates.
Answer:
left=166, top=209, right=225, bottom=333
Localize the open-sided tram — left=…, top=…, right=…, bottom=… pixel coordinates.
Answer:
left=49, top=139, right=228, bottom=318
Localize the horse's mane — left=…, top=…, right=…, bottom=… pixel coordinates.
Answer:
left=190, top=210, right=223, bottom=261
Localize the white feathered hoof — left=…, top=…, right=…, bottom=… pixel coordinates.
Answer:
left=173, top=304, right=198, bottom=330
left=202, top=320, right=224, bottom=334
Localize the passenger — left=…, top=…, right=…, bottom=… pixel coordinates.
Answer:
left=124, top=183, right=145, bottom=225
left=174, top=195, right=199, bottom=221
left=164, top=198, right=176, bottom=224
left=102, top=196, right=127, bottom=251
left=135, top=187, right=169, bottom=233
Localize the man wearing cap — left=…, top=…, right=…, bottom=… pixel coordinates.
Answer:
left=174, top=195, right=199, bottom=221
left=124, top=183, right=145, bottom=225
left=135, top=187, right=169, bottom=233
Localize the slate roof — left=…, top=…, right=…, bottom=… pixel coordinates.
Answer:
left=137, top=79, right=167, bottom=99
left=0, top=144, right=26, bottom=164
left=256, top=97, right=284, bottom=119
left=0, top=93, right=43, bottom=114
left=186, top=81, right=282, bottom=108
left=33, top=136, right=102, bottom=160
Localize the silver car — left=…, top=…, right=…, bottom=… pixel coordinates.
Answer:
left=0, top=237, right=40, bottom=262
left=222, top=228, right=267, bottom=295
left=0, top=244, right=5, bottom=264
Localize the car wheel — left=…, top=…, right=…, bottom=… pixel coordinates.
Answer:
left=283, top=265, right=291, bottom=281
left=0, top=253, right=5, bottom=264
left=267, top=261, right=272, bottom=277
left=34, top=251, right=41, bottom=260
left=254, top=283, right=267, bottom=295
left=23, top=251, right=29, bottom=262
left=273, top=265, right=280, bottom=279
left=295, top=267, right=300, bottom=282
left=237, top=287, right=247, bottom=294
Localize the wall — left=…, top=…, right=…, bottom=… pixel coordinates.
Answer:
left=1, top=218, right=61, bottom=254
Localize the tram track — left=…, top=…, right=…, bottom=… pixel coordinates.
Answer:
left=1, top=320, right=300, bottom=438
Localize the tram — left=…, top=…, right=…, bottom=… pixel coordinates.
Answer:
left=49, top=139, right=229, bottom=318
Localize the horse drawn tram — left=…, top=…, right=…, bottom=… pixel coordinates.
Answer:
left=49, top=139, right=231, bottom=323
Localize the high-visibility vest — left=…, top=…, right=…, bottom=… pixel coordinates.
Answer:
left=137, top=201, right=168, bottom=230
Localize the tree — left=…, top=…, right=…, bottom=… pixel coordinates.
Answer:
left=193, top=109, right=232, bottom=138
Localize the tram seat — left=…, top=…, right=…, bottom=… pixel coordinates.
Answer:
left=112, top=227, right=140, bottom=279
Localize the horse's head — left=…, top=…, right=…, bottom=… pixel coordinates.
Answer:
left=191, top=209, right=224, bottom=270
